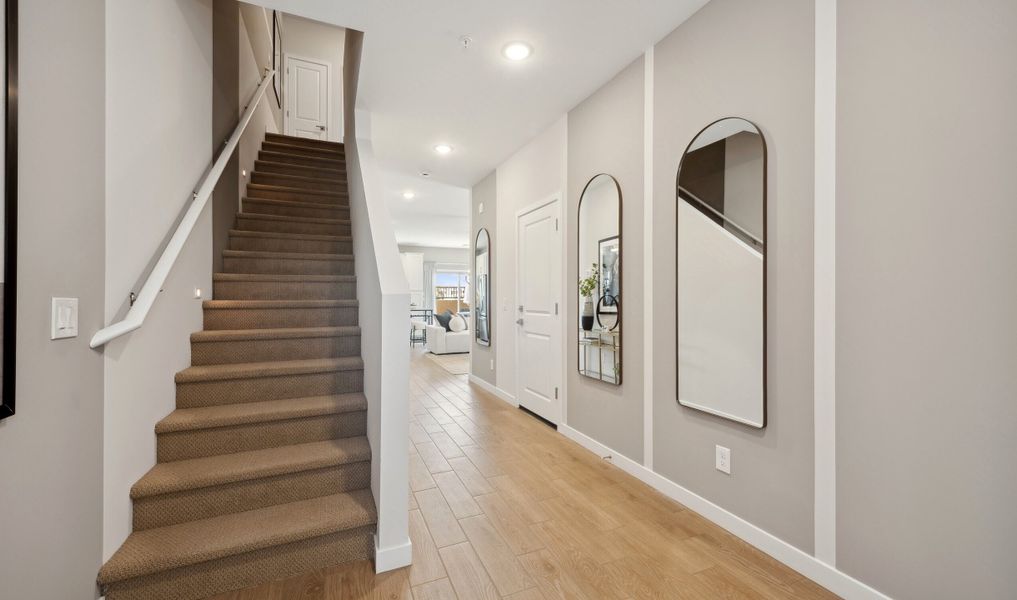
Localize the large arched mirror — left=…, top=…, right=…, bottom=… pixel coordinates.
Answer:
left=577, top=174, right=622, bottom=385
left=474, top=229, right=491, bottom=346
left=677, top=117, right=766, bottom=427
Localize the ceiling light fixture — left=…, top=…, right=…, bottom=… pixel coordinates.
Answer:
left=502, top=41, right=532, bottom=61
left=434, top=144, right=453, bottom=155
left=402, top=191, right=415, bottom=200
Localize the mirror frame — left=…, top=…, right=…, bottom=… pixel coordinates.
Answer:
left=675, top=117, right=767, bottom=428
left=474, top=228, right=491, bottom=347
left=576, top=173, right=623, bottom=385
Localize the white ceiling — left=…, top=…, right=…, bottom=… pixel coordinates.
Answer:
left=255, top=0, right=710, bottom=187
left=381, top=170, right=471, bottom=248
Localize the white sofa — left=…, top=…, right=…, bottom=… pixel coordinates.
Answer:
left=425, top=324, right=471, bottom=355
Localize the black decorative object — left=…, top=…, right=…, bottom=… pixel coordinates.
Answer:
left=596, top=295, right=619, bottom=331
left=1, top=0, right=17, bottom=421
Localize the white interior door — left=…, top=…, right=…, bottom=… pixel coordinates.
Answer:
left=516, top=199, right=562, bottom=424
left=285, top=56, right=329, bottom=140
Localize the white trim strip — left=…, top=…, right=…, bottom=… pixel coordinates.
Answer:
left=373, top=535, right=412, bottom=573
left=814, top=0, right=838, bottom=565
left=559, top=425, right=890, bottom=600
left=642, top=46, right=655, bottom=469
left=468, top=373, right=518, bottom=407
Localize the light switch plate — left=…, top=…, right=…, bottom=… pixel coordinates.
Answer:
left=715, top=445, right=731, bottom=475
left=51, top=297, right=79, bottom=340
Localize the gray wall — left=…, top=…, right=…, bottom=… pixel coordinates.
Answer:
left=836, top=1, right=1017, bottom=597
left=212, top=1, right=240, bottom=273
left=651, top=0, right=816, bottom=552
left=566, top=57, right=645, bottom=463
left=0, top=0, right=106, bottom=597
left=470, top=171, right=497, bottom=385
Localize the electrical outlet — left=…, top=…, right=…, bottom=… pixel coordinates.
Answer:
left=715, top=445, right=731, bottom=474
left=490, top=359, right=495, bottom=370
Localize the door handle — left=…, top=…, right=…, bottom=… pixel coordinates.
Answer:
left=515, top=318, right=524, bottom=326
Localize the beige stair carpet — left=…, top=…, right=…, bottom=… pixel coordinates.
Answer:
left=98, top=133, right=376, bottom=600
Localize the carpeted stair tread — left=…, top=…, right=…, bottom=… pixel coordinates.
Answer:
left=213, top=273, right=355, bottom=284
left=222, top=249, right=353, bottom=262
left=156, top=393, right=367, bottom=434
left=258, top=150, right=344, bottom=170
left=243, top=196, right=348, bottom=211
left=203, top=299, right=358, bottom=309
left=265, top=132, right=345, bottom=151
left=191, top=326, right=360, bottom=343
left=248, top=183, right=346, bottom=200
left=254, top=160, right=346, bottom=179
left=132, top=437, right=371, bottom=499
left=228, top=230, right=352, bottom=243
left=97, top=489, right=376, bottom=585
left=176, top=357, right=364, bottom=384
left=235, top=212, right=350, bottom=227
left=261, top=141, right=344, bottom=158
left=252, top=172, right=346, bottom=188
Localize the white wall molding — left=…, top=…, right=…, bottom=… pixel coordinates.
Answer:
left=468, top=374, right=518, bottom=407
left=814, top=0, right=838, bottom=565
left=642, top=46, right=655, bottom=470
left=374, top=536, right=412, bottom=572
left=559, top=424, right=890, bottom=600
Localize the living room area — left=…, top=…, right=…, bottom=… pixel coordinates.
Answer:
left=386, top=168, right=474, bottom=375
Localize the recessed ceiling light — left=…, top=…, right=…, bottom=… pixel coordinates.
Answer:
left=402, top=191, right=415, bottom=200
left=434, top=144, right=453, bottom=155
left=502, top=41, right=532, bottom=61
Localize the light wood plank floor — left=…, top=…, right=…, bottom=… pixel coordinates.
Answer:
left=210, top=349, right=839, bottom=599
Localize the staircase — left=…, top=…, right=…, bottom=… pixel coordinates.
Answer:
left=98, top=133, right=375, bottom=600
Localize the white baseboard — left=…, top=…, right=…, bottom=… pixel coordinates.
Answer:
left=558, top=424, right=891, bottom=600
left=374, top=536, right=412, bottom=573
left=468, top=374, right=518, bottom=407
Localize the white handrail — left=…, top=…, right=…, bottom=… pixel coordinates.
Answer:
left=90, top=69, right=277, bottom=348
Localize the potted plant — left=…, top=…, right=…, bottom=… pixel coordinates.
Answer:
left=579, top=263, right=599, bottom=331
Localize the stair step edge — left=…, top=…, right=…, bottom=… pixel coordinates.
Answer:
left=203, top=299, right=358, bottom=309
left=237, top=212, right=350, bottom=225
left=228, top=230, right=352, bottom=242
left=190, top=326, right=361, bottom=343
left=223, top=249, right=354, bottom=261
left=97, top=490, right=376, bottom=585
left=213, top=273, right=356, bottom=282
left=156, top=394, right=367, bottom=433
left=175, top=357, right=364, bottom=384
left=133, top=437, right=371, bottom=498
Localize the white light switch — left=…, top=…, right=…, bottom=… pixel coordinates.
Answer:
left=51, top=297, right=79, bottom=340
left=716, top=445, right=731, bottom=475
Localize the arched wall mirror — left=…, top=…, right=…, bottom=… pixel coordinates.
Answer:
left=577, top=174, right=622, bottom=385
left=474, top=228, right=491, bottom=346
left=676, top=117, right=766, bottom=427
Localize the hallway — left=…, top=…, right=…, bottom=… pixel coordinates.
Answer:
left=212, top=349, right=838, bottom=599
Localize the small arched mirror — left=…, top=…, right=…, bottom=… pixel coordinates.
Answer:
left=474, top=229, right=491, bottom=346
left=577, top=174, right=621, bottom=385
left=677, top=117, right=766, bottom=427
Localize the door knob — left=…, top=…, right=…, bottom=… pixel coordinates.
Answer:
left=317, top=125, right=327, bottom=131
left=516, top=318, right=524, bottom=326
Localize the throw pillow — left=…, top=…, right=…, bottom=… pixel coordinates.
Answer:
left=434, top=310, right=454, bottom=332
left=449, top=313, right=468, bottom=332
